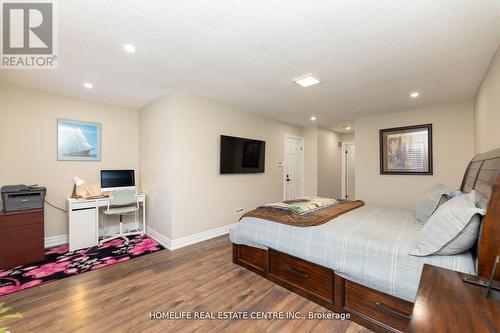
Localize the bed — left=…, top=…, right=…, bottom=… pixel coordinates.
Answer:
left=230, top=148, right=500, bottom=333
left=230, top=204, right=475, bottom=303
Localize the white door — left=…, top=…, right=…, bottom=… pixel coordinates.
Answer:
left=284, top=136, right=304, bottom=200
left=343, top=143, right=356, bottom=199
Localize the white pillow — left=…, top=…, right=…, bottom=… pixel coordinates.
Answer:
left=414, top=183, right=450, bottom=224
left=438, top=214, right=481, bottom=255
left=409, top=191, right=484, bottom=256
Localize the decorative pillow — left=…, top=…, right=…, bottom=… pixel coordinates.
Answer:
left=447, top=190, right=464, bottom=199
left=414, top=183, right=450, bottom=224
left=437, top=214, right=481, bottom=255
left=409, top=191, right=484, bottom=256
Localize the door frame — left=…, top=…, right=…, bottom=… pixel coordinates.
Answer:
left=341, top=141, right=355, bottom=200
left=283, top=134, right=305, bottom=200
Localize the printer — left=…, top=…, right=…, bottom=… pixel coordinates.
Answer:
left=1, top=185, right=47, bottom=212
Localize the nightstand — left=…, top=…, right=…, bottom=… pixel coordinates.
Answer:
left=409, top=264, right=500, bottom=332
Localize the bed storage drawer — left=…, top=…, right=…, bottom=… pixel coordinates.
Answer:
left=344, top=280, right=413, bottom=333
left=233, top=244, right=267, bottom=276
left=268, top=249, right=334, bottom=303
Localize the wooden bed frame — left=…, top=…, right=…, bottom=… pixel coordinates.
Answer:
left=232, top=148, right=500, bottom=333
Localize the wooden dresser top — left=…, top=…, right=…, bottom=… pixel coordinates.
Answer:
left=0, top=208, right=44, bottom=216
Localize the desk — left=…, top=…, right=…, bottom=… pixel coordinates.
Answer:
left=67, top=193, right=145, bottom=251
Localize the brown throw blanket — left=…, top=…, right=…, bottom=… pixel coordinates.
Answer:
left=240, top=200, right=365, bottom=227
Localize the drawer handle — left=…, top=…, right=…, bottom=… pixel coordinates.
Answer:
left=374, top=301, right=411, bottom=320
left=287, top=266, right=309, bottom=279
left=72, top=207, right=96, bottom=212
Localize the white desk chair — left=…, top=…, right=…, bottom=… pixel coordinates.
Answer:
left=99, top=189, right=142, bottom=245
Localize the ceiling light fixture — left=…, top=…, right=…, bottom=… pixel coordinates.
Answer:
left=310, top=116, right=317, bottom=121
left=410, top=92, right=419, bottom=98
left=343, top=126, right=351, bottom=130
left=123, top=44, right=136, bottom=53
left=294, top=74, right=321, bottom=88
left=83, top=82, right=93, bottom=89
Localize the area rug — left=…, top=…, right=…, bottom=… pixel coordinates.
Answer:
left=0, top=235, right=163, bottom=297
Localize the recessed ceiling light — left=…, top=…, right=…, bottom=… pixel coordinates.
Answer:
left=310, top=116, right=317, bottom=121
left=294, top=74, right=321, bottom=88
left=410, top=92, right=419, bottom=98
left=343, top=126, right=351, bottom=130
left=83, top=82, right=93, bottom=89
left=123, top=44, right=136, bottom=53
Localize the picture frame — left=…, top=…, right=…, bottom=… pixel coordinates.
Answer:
left=57, top=118, right=101, bottom=161
left=379, top=124, right=432, bottom=175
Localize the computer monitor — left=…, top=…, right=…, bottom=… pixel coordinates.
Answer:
left=100, top=170, right=135, bottom=192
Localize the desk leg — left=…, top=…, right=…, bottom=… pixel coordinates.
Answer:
left=142, top=199, right=146, bottom=235
left=96, top=204, right=100, bottom=245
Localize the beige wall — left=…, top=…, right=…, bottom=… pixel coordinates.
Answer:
left=317, top=127, right=342, bottom=198
left=140, top=91, right=302, bottom=239
left=139, top=93, right=175, bottom=238
left=303, top=126, right=342, bottom=198
left=341, top=132, right=355, bottom=142
left=355, top=103, right=474, bottom=210
left=0, top=84, right=139, bottom=237
left=303, top=126, right=318, bottom=196
left=474, top=46, right=500, bottom=154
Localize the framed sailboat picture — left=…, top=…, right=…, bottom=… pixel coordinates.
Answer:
left=57, top=119, right=101, bottom=161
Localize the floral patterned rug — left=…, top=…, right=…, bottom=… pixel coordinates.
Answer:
left=0, top=235, right=163, bottom=297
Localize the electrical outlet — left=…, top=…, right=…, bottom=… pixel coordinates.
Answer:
left=234, top=208, right=244, bottom=215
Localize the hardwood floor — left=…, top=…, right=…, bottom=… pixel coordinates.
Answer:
left=1, top=235, right=371, bottom=333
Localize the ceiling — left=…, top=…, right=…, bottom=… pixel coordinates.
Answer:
left=1, top=1, right=500, bottom=129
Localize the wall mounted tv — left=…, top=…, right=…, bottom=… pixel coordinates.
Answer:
left=220, top=135, right=265, bottom=174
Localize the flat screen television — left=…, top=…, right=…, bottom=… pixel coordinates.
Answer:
left=220, top=135, right=265, bottom=174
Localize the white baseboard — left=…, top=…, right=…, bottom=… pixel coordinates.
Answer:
left=171, top=223, right=236, bottom=250
left=146, top=226, right=172, bottom=250
left=45, top=224, right=235, bottom=251
left=147, top=223, right=236, bottom=251
left=45, top=234, right=68, bottom=248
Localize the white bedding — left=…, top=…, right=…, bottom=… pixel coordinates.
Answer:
left=229, top=204, right=476, bottom=302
